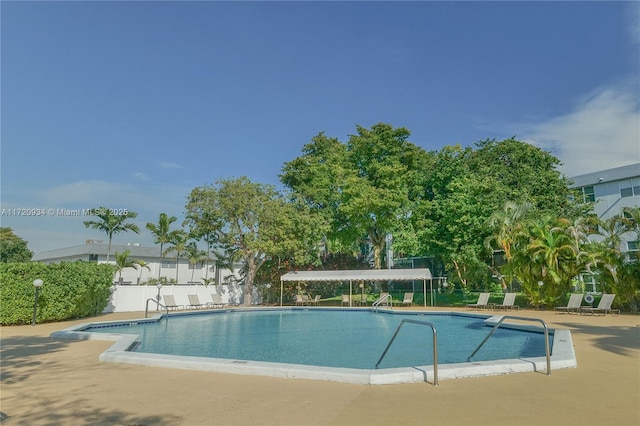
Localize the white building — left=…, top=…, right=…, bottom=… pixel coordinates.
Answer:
left=32, top=240, right=242, bottom=286
left=569, top=162, right=640, bottom=257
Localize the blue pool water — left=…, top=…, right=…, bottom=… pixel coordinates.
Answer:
left=86, top=309, right=551, bottom=369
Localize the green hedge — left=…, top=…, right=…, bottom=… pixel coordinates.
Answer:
left=0, top=262, right=114, bottom=325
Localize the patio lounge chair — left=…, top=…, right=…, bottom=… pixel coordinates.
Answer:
left=308, top=295, right=321, bottom=306
left=295, top=295, right=306, bottom=306
left=493, top=293, right=520, bottom=311
left=187, top=294, right=207, bottom=309
left=401, top=292, right=414, bottom=307
left=466, top=293, right=490, bottom=310
left=210, top=293, right=225, bottom=308
left=355, top=293, right=368, bottom=306
left=555, top=293, right=583, bottom=314
left=341, top=294, right=350, bottom=306
left=580, top=294, right=620, bottom=316
left=162, top=294, right=184, bottom=311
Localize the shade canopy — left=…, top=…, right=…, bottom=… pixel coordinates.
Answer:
left=280, top=268, right=432, bottom=282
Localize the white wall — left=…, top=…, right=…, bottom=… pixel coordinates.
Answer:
left=104, top=284, right=262, bottom=313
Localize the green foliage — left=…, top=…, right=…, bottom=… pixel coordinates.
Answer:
left=0, top=261, right=114, bottom=325
left=143, top=276, right=177, bottom=286
left=185, top=176, right=323, bottom=302
left=587, top=207, right=640, bottom=312
left=281, top=123, right=432, bottom=269
left=146, top=212, right=178, bottom=280
left=0, top=227, right=34, bottom=263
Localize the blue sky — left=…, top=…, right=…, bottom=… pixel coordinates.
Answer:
left=2, top=1, right=639, bottom=255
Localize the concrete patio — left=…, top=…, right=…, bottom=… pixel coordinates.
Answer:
left=1, top=307, right=638, bottom=426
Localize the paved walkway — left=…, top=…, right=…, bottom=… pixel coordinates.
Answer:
left=1, top=308, right=638, bottom=426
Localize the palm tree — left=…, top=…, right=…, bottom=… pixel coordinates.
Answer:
left=484, top=201, right=532, bottom=290
left=134, top=260, right=151, bottom=285
left=146, top=213, right=178, bottom=279
left=84, top=207, right=140, bottom=262
left=185, top=241, right=208, bottom=283
left=114, top=250, right=137, bottom=284
left=163, top=230, right=188, bottom=284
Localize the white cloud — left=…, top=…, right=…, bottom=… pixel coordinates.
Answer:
left=134, top=172, right=150, bottom=181
left=523, top=86, right=640, bottom=177
left=158, top=162, right=184, bottom=169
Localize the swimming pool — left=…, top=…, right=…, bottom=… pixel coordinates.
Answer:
left=51, top=308, right=577, bottom=384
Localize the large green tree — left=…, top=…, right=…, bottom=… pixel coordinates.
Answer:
left=0, top=228, right=33, bottom=263
left=281, top=123, right=430, bottom=269
left=417, top=138, right=589, bottom=289
left=83, top=207, right=140, bottom=262
left=185, top=177, right=321, bottom=305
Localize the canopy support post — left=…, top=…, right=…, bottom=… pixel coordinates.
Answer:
left=423, top=278, right=427, bottom=307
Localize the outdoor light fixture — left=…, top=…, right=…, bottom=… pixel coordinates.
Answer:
left=538, top=281, right=544, bottom=309
left=442, top=278, right=448, bottom=305
left=32, top=279, right=43, bottom=326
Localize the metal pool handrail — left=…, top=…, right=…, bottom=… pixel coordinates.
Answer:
left=375, top=319, right=439, bottom=386
left=467, top=315, right=551, bottom=375
left=145, top=298, right=169, bottom=318
left=372, top=294, right=393, bottom=311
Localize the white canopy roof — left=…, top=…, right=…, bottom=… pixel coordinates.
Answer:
left=280, top=268, right=432, bottom=282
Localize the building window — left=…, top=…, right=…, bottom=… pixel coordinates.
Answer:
left=162, top=261, right=175, bottom=269
left=581, top=186, right=595, bottom=203
left=89, top=254, right=98, bottom=262
left=620, top=178, right=640, bottom=198
left=628, top=241, right=639, bottom=261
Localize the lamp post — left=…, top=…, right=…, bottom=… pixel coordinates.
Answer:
left=442, top=278, right=448, bottom=306
left=156, top=283, right=162, bottom=310
left=538, top=281, right=544, bottom=310
left=266, top=284, right=271, bottom=305
left=32, top=279, right=43, bottom=326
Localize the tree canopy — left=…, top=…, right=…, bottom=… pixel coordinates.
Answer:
left=0, top=228, right=33, bottom=263
left=185, top=176, right=323, bottom=304
left=281, top=123, right=431, bottom=269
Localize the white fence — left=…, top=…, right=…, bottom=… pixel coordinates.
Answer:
left=104, top=284, right=261, bottom=313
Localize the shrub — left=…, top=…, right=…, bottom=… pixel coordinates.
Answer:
left=0, top=261, right=114, bottom=325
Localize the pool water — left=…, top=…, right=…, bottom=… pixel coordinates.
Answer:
left=86, top=310, right=552, bottom=370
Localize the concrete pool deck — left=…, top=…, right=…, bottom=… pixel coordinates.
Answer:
left=1, top=307, right=638, bottom=426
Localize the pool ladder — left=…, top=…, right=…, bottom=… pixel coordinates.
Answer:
left=467, top=315, right=551, bottom=375
left=375, top=319, right=439, bottom=386
left=372, top=294, right=393, bottom=311
left=145, top=298, right=169, bottom=318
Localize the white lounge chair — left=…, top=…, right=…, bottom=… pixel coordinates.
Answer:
left=555, top=293, right=583, bottom=314
left=162, top=294, right=184, bottom=311
left=187, top=294, right=207, bottom=309
left=466, top=293, right=490, bottom=310
left=341, top=294, right=350, bottom=306
left=580, top=294, right=620, bottom=316
left=401, top=292, right=414, bottom=307
left=355, top=293, right=368, bottom=306
left=308, top=295, right=321, bottom=306
left=210, top=293, right=225, bottom=308
left=492, top=293, right=520, bottom=311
